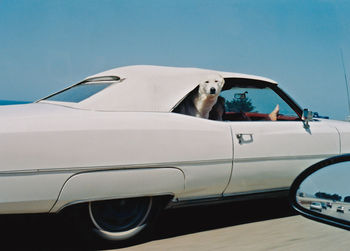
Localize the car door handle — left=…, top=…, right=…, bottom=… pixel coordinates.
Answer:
left=236, top=133, right=253, bottom=144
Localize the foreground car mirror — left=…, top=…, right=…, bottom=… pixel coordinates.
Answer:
left=302, top=108, right=313, bottom=129
left=290, top=154, right=350, bottom=231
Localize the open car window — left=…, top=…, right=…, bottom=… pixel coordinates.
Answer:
left=220, top=86, right=300, bottom=121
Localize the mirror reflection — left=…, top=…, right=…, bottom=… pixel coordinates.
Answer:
left=296, top=161, right=350, bottom=222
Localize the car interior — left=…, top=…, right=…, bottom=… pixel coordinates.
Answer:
left=173, top=78, right=302, bottom=122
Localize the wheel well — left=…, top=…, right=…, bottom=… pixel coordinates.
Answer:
left=50, top=168, right=184, bottom=213
left=58, top=194, right=174, bottom=215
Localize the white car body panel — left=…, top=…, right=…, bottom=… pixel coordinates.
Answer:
left=0, top=173, right=72, bottom=214
left=0, top=65, right=349, bottom=214
left=323, top=119, right=350, bottom=154
left=0, top=104, right=232, bottom=171
left=225, top=121, right=340, bottom=194
left=51, top=168, right=185, bottom=212
left=0, top=103, right=232, bottom=213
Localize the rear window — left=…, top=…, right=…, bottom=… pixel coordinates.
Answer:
left=44, top=83, right=111, bottom=103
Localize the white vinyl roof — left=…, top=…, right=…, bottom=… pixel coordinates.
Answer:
left=40, top=65, right=277, bottom=112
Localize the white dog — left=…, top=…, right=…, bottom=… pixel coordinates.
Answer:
left=174, top=74, right=225, bottom=119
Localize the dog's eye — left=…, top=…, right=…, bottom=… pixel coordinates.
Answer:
left=215, top=80, right=218, bottom=83
left=205, top=81, right=209, bottom=83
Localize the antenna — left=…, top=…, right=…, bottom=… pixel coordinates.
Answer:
left=340, top=49, right=350, bottom=121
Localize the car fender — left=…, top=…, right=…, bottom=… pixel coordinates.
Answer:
left=50, top=167, right=185, bottom=212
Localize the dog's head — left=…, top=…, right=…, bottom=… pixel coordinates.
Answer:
left=198, top=74, right=225, bottom=97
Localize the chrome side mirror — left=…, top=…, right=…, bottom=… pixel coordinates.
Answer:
left=302, top=108, right=313, bottom=129
left=290, top=154, right=350, bottom=231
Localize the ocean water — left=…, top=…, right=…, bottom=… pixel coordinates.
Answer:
left=0, top=100, right=31, bottom=105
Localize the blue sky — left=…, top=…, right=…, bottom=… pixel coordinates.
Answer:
left=1, top=0, right=350, bottom=120
left=299, top=161, right=350, bottom=198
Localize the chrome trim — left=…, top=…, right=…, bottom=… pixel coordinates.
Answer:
left=0, top=158, right=232, bottom=176
left=223, top=187, right=290, bottom=197
left=234, top=154, right=335, bottom=163
left=0, top=154, right=335, bottom=175
left=167, top=187, right=290, bottom=209
left=83, top=76, right=120, bottom=83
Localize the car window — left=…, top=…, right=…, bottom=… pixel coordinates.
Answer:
left=220, top=86, right=300, bottom=121
left=44, top=83, right=111, bottom=103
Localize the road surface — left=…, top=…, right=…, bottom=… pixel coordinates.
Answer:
left=118, top=215, right=348, bottom=251
left=0, top=197, right=348, bottom=250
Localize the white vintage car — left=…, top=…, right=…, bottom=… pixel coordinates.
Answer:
left=1, top=65, right=350, bottom=242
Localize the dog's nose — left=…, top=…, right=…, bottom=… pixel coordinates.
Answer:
left=210, top=87, right=216, bottom=94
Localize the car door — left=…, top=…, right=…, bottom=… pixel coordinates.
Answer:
left=219, top=84, right=340, bottom=195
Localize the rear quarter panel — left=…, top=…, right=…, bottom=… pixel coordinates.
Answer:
left=0, top=110, right=233, bottom=212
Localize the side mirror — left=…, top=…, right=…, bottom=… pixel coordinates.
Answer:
left=289, top=154, right=350, bottom=231
left=302, top=108, right=313, bottom=129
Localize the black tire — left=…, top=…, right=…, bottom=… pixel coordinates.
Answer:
left=70, top=196, right=168, bottom=246
left=89, top=196, right=153, bottom=241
